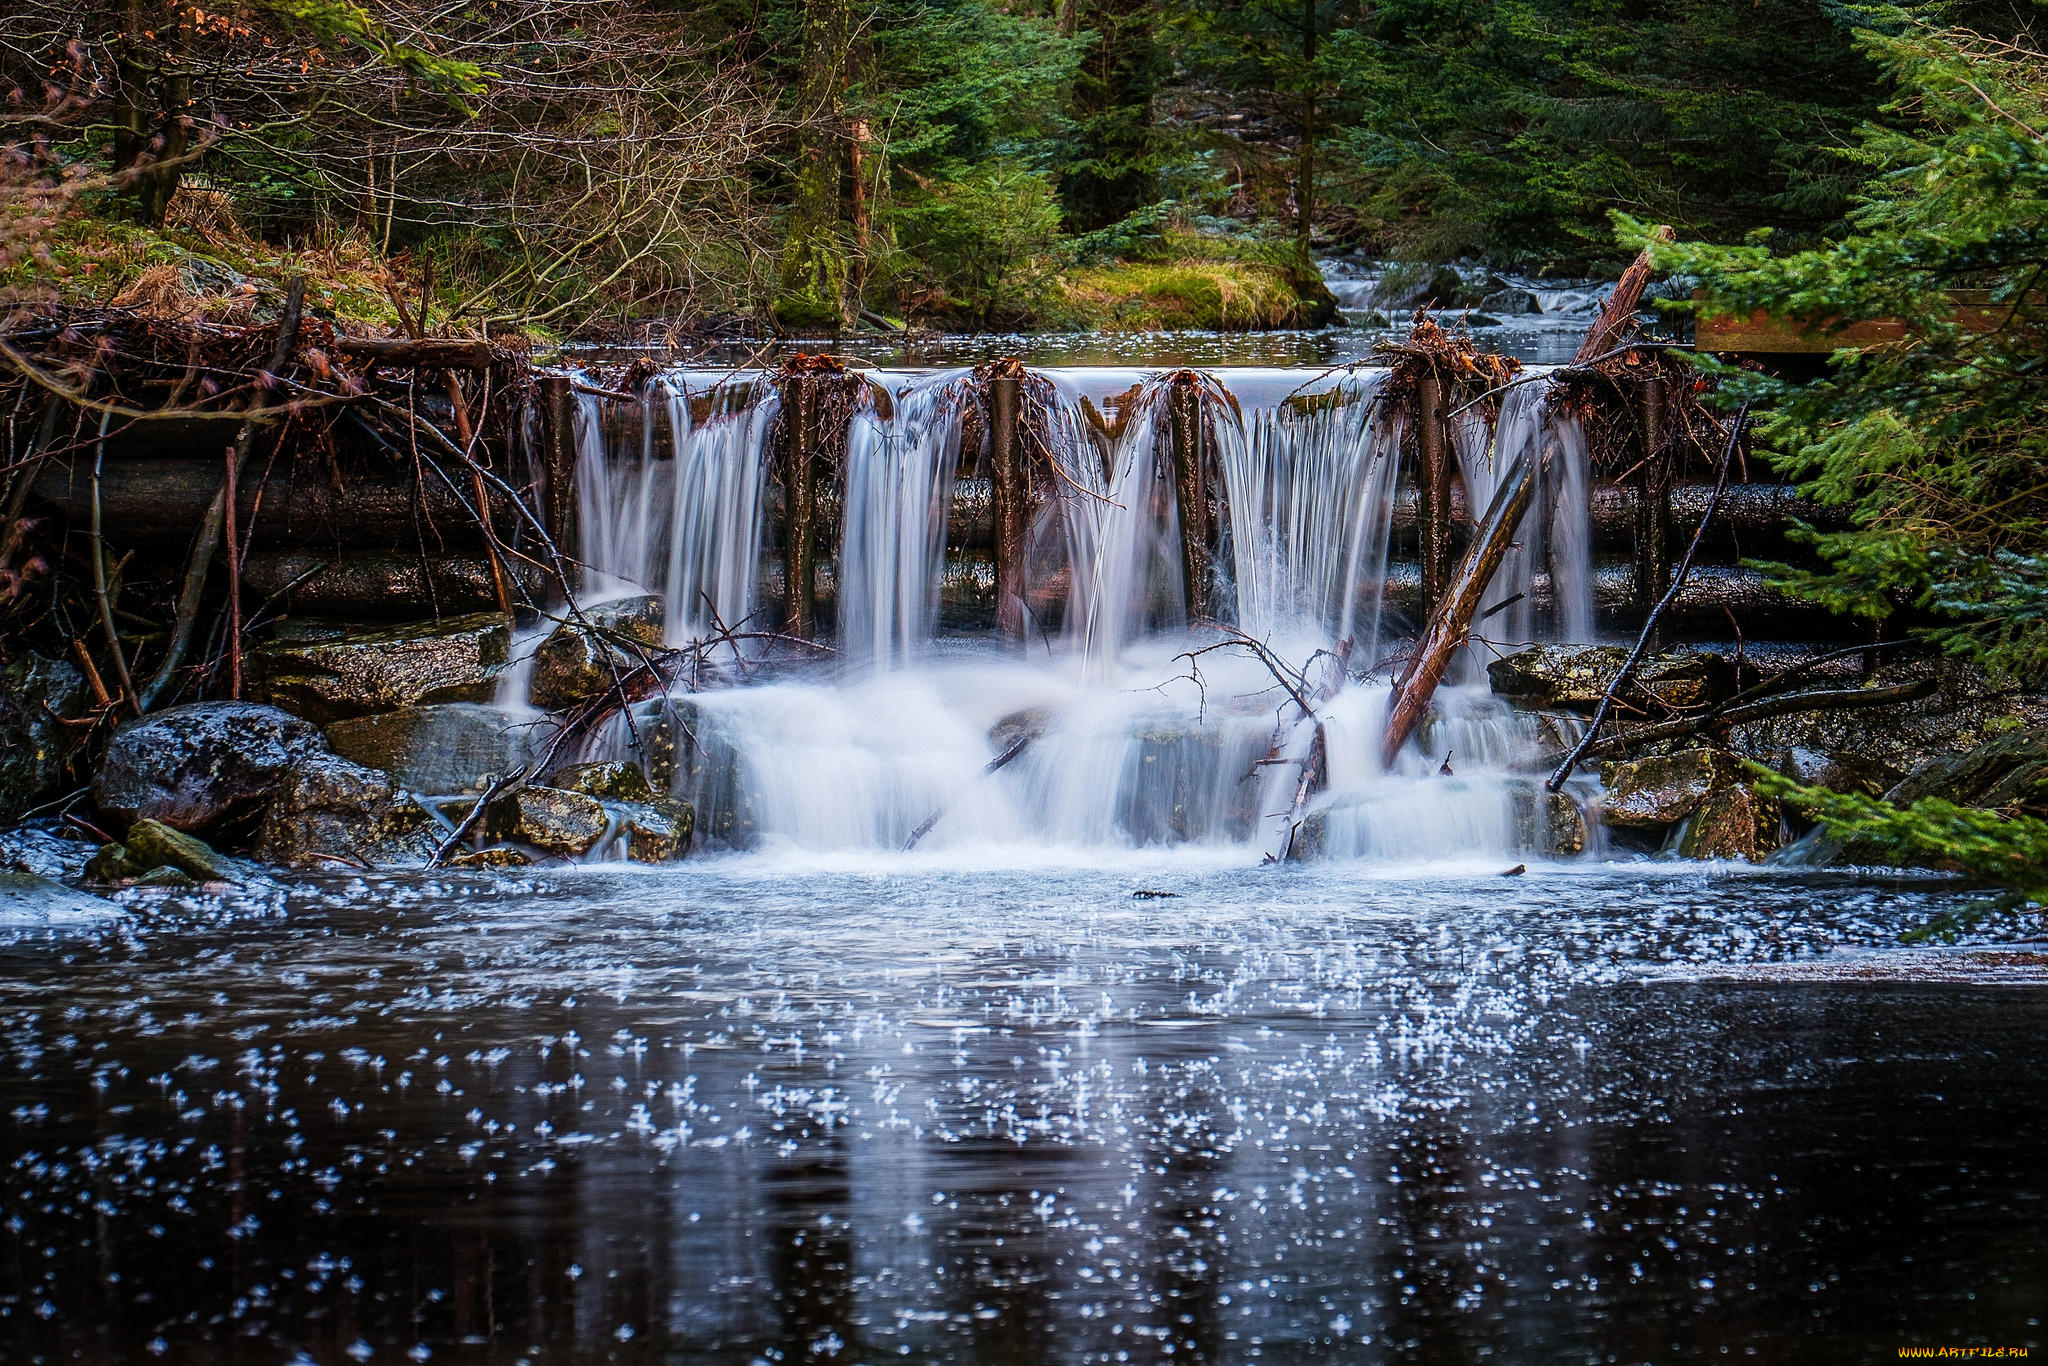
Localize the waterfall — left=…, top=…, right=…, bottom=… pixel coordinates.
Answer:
left=572, top=373, right=777, bottom=642
left=838, top=371, right=969, bottom=665
left=551, top=362, right=1595, bottom=865
left=1457, top=382, right=1597, bottom=653
left=1214, top=369, right=1405, bottom=652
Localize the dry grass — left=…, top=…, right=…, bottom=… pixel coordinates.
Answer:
left=1057, top=260, right=1310, bottom=331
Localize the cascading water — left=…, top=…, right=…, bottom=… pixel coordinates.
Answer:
left=571, top=373, right=778, bottom=642
left=838, top=371, right=969, bottom=665
left=1456, top=382, right=1596, bottom=655
left=556, top=363, right=1599, bottom=863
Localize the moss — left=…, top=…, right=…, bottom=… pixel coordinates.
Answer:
left=1053, top=260, right=1318, bottom=331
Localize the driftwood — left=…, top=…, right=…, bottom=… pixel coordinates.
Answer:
left=1279, top=638, right=1354, bottom=859
left=901, top=733, right=1035, bottom=852
left=1380, top=227, right=1672, bottom=767
left=1545, top=402, right=1750, bottom=790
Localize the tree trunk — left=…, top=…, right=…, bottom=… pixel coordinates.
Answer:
left=776, top=0, right=854, bottom=330
left=780, top=378, right=820, bottom=638
left=1413, top=369, right=1454, bottom=612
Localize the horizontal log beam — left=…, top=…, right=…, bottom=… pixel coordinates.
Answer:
left=332, top=338, right=498, bottom=369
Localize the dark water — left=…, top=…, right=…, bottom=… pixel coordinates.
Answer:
left=2, top=860, right=2043, bottom=1364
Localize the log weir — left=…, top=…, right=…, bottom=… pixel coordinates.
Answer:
left=16, top=354, right=1849, bottom=644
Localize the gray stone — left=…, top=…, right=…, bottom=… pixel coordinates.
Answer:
left=0, top=654, right=87, bottom=823
left=550, top=760, right=655, bottom=802
left=1479, top=288, right=1540, bottom=315
left=253, top=753, right=437, bottom=868
left=528, top=596, right=667, bottom=711
left=0, top=871, right=120, bottom=925
left=94, top=702, right=321, bottom=834
left=324, top=703, right=530, bottom=794
left=1728, top=659, right=2048, bottom=787
left=1489, top=645, right=1736, bottom=714
left=250, top=613, right=510, bottom=723
left=1515, top=788, right=1588, bottom=855
left=1600, top=749, right=1743, bottom=827
left=0, top=828, right=92, bottom=882
left=485, top=785, right=609, bottom=856
left=612, top=797, right=694, bottom=862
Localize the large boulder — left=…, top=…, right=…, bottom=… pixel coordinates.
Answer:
left=1489, top=646, right=1737, bottom=714
left=94, top=702, right=321, bottom=834
left=0, top=653, right=87, bottom=823
left=324, top=703, right=529, bottom=795
left=549, top=760, right=655, bottom=802
left=1513, top=786, right=1589, bottom=856
left=528, top=596, right=666, bottom=711
left=1600, top=749, right=1745, bottom=827
left=1677, top=784, right=1781, bottom=861
left=613, top=798, right=694, bottom=862
left=253, top=753, right=438, bottom=868
left=249, top=613, right=510, bottom=723
left=1478, top=287, right=1539, bottom=316
left=482, top=785, right=609, bottom=856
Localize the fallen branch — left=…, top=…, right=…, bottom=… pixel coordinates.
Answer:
left=1533, top=678, right=1939, bottom=769
left=902, top=733, right=1035, bottom=851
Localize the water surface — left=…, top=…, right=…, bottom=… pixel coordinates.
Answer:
left=2, top=860, right=2043, bottom=1362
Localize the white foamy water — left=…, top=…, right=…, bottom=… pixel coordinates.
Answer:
left=547, top=363, right=1601, bottom=864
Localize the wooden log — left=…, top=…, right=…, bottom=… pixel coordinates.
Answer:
left=778, top=374, right=820, bottom=639
left=1380, top=227, right=1671, bottom=766
left=333, top=338, right=496, bottom=370
left=30, top=458, right=506, bottom=550
left=1381, top=441, right=1557, bottom=768
left=537, top=375, right=580, bottom=563
left=988, top=371, right=1028, bottom=639
left=241, top=551, right=545, bottom=619
left=1632, top=376, right=1673, bottom=651
left=1167, top=371, right=1209, bottom=618
left=1412, top=369, right=1455, bottom=612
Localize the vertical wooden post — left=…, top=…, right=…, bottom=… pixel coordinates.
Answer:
left=537, top=374, right=580, bottom=568
left=1166, top=371, right=1208, bottom=620
left=988, top=366, right=1028, bottom=640
left=1632, top=376, right=1673, bottom=653
left=1413, top=367, right=1455, bottom=615
left=224, top=444, right=243, bottom=698
left=780, top=374, right=819, bottom=639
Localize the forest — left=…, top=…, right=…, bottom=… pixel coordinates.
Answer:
left=1, top=0, right=1907, bottom=334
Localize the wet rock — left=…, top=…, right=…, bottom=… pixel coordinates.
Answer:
left=1489, top=646, right=1736, bottom=713
left=1514, top=787, right=1588, bottom=855
left=132, top=866, right=200, bottom=889
left=1479, top=287, right=1539, bottom=315
left=0, top=828, right=92, bottom=882
left=324, top=703, right=529, bottom=794
left=1677, top=784, right=1781, bottom=861
left=1462, top=313, right=1503, bottom=328
left=1600, top=749, right=1743, bottom=827
left=84, top=842, right=150, bottom=884
left=250, top=613, right=510, bottom=723
left=449, top=846, right=532, bottom=869
left=94, top=702, right=321, bottom=834
left=0, top=871, right=120, bottom=925
left=528, top=596, right=666, bottom=711
left=0, top=654, right=87, bottom=823
left=1877, top=724, right=2048, bottom=810
left=1775, top=745, right=1896, bottom=799
left=484, top=785, right=609, bottom=856
left=612, top=797, right=694, bottom=862
left=550, top=760, right=655, bottom=802
left=124, top=818, right=239, bottom=883
left=254, top=753, right=437, bottom=868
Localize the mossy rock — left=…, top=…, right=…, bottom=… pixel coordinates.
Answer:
left=250, top=614, right=510, bottom=723
left=550, top=760, right=655, bottom=802
left=484, top=786, right=608, bottom=857
left=528, top=596, right=667, bottom=711
left=1676, top=784, right=1781, bottom=861
left=124, top=818, right=239, bottom=883
left=1601, top=749, right=1744, bottom=828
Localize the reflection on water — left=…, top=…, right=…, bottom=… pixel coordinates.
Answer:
left=1, top=862, right=2043, bottom=1362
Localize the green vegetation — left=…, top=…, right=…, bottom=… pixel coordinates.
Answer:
left=1673, top=11, right=2048, bottom=912
left=1, top=0, right=1912, bottom=333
